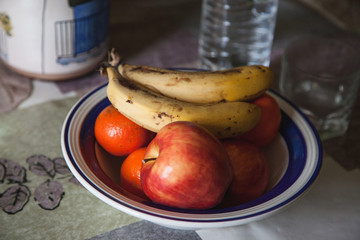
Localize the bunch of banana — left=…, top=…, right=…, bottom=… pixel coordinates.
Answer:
left=102, top=61, right=273, bottom=139
left=118, top=64, right=274, bottom=104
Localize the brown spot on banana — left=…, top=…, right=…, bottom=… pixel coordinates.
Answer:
left=157, top=112, right=174, bottom=120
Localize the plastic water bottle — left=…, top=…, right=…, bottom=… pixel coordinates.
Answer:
left=199, top=0, right=278, bottom=70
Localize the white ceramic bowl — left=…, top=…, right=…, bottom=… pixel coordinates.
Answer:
left=61, top=83, right=322, bottom=230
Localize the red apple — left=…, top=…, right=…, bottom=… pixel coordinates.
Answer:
left=221, top=139, right=270, bottom=207
left=141, top=121, right=233, bottom=210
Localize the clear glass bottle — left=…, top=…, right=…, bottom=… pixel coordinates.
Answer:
left=198, top=0, right=278, bottom=70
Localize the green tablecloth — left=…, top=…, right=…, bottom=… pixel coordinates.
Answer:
left=0, top=98, right=140, bottom=239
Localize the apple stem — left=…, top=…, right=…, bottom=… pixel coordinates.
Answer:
left=142, top=158, right=156, bottom=164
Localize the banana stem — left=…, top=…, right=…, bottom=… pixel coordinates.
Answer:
left=108, top=48, right=121, bottom=67
left=99, top=48, right=122, bottom=76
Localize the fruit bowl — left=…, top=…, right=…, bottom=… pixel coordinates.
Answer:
left=61, top=83, right=322, bottom=230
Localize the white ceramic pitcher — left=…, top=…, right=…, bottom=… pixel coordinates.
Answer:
left=0, top=0, right=109, bottom=80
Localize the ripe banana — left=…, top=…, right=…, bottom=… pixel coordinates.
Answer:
left=104, top=66, right=261, bottom=139
left=118, top=64, right=274, bottom=104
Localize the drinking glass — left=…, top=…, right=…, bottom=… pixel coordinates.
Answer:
left=279, top=37, right=360, bottom=140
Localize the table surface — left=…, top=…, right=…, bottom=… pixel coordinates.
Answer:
left=1, top=0, right=359, bottom=239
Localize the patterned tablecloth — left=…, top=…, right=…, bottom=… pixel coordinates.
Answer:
left=1, top=0, right=359, bottom=239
